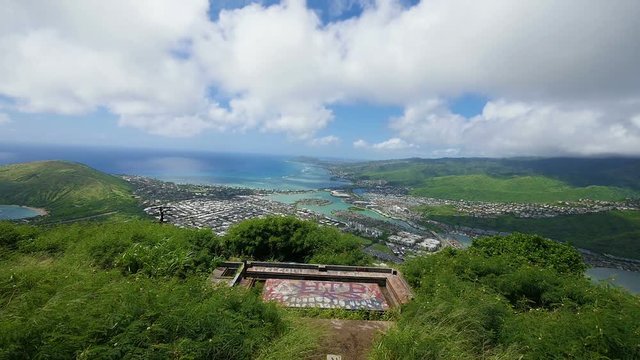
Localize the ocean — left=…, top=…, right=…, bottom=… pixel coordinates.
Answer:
left=0, top=205, right=41, bottom=220
left=0, top=144, right=348, bottom=190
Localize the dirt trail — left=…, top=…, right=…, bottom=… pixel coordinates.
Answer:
left=308, top=319, right=393, bottom=360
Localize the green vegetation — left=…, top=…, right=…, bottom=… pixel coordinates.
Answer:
left=411, top=174, right=635, bottom=203
left=0, top=221, right=277, bottom=359
left=470, top=233, right=586, bottom=274
left=342, top=157, right=640, bottom=190
left=340, top=157, right=640, bottom=202
left=1, top=218, right=639, bottom=359
left=225, top=216, right=371, bottom=265
left=286, top=307, right=398, bottom=321
left=254, top=319, right=322, bottom=360
left=418, top=204, right=460, bottom=216
left=370, top=242, right=394, bottom=255
left=0, top=161, right=141, bottom=221
left=3, top=159, right=639, bottom=358
left=0, top=217, right=370, bottom=359
left=372, top=233, right=640, bottom=359
left=425, top=209, right=640, bottom=259
left=340, top=156, right=640, bottom=258
left=348, top=206, right=366, bottom=211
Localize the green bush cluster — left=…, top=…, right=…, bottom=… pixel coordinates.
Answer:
left=470, top=232, right=587, bottom=274
left=0, top=217, right=373, bottom=359
left=0, top=220, right=295, bottom=359
left=3, top=219, right=639, bottom=359
left=224, top=216, right=371, bottom=265
left=372, top=234, right=640, bottom=359
left=427, top=209, right=640, bottom=260
left=1, top=271, right=285, bottom=359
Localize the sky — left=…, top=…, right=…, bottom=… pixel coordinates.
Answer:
left=1, top=0, right=640, bottom=159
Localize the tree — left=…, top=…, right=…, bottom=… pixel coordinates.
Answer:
left=470, top=233, right=586, bottom=274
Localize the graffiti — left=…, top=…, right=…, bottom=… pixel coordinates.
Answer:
left=262, top=279, right=389, bottom=311
left=250, top=266, right=310, bottom=275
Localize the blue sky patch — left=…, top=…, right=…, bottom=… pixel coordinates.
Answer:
left=449, top=93, right=488, bottom=118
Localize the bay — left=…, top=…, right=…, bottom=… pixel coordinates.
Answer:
left=587, top=267, right=640, bottom=294
left=0, top=205, right=41, bottom=220
left=268, top=190, right=415, bottom=230
left=0, top=144, right=347, bottom=190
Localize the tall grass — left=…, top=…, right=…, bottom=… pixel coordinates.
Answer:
left=0, top=220, right=309, bottom=359
left=371, top=234, right=640, bottom=359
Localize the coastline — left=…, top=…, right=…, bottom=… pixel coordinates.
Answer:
left=20, top=205, right=48, bottom=216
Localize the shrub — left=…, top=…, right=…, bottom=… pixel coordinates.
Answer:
left=224, top=216, right=371, bottom=265
left=471, top=232, right=586, bottom=274
left=373, top=233, right=640, bottom=359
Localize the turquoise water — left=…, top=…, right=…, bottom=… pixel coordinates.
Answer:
left=268, top=191, right=407, bottom=227
left=124, top=158, right=347, bottom=190
left=587, top=268, right=640, bottom=294
left=451, top=233, right=473, bottom=247
left=269, top=191, right=369, bottom=218
left=0, top=205, right=40, bottom=220
left=0, top=145, right=348, bottom=191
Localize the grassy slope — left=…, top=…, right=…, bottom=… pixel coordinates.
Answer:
left=0, top=221, right=293, bottom=359
left=343, top=158, right=640, bottom=203
left=351, top=158, right=640, bottom=257
left=0, top=218, right=372, bottom=359
left=411, top=174, right=636, bottom=202
left=371, top=242, right=394, bottom=255
left=371, top=236, right=640, bottom=359
left=1, top=221, right=639, bottom=359
left=0, top=161, right=140, bottom=220
left=426, top=209, right=640, bottom=258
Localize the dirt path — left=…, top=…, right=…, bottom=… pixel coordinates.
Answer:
left=307, top=319, right=393, bottom=360
left=42, top=211, right=119, bottom=224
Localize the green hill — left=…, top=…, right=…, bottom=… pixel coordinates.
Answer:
left=411, top=174, right=636, bottom=202
left=0, top=161, right=140, bottom=221
left=0, top=217, right=371, bottom=359
left=423, top=209, right=640, bottom=259
left=336, top=157, right=640, bottom=203
left=1, top=219, right=638, bottom=359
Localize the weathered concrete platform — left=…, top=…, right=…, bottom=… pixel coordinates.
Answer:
left=212, top=261, right=413, bottom=311
left=263, top=278, right=389, bottom=310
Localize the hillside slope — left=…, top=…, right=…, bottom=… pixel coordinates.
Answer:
left=0, top=160, right=140, bottom=220
left=1, top=220, right=638, bottom=359
left=411, top=174, right=636, bottom=202
left=336, top=157, right=640, bottom=202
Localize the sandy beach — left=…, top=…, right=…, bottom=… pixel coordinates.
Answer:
left=20, top=206, right=49, bottom=216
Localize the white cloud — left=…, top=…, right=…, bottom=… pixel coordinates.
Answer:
left=0, top=0, right=639, bottom=155
left=0, top=1, right=210, bottom=117
left=372, top=138, right=416, bottom=150
left=353, top=139, right=369, bottom=149
left=0, top=113, right=10, bottom=125
left=117, top=114, right=213, bottom=138
left=391, top=99, right=640, bottom=156
left=310, top=135, right=340, bottom=146
left=353, top=137, right=416, bottom=151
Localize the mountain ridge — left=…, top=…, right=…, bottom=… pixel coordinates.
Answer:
left=0, top=160, right=141, bottom=221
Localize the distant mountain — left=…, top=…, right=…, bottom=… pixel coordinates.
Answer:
left=334, top=157, right=640, bottom=202
left=0, top=161, right=140, bottom=221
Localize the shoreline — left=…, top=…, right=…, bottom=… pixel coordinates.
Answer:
left=19, top=205, right=48, bottom=216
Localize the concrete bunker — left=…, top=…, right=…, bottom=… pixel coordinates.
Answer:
left=212, top=261, right=413, bottom=311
